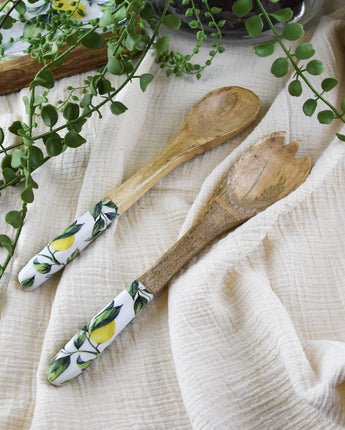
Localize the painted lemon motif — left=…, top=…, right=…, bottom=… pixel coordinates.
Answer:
left=50, top=234, right=75, bottom=252
left=54, top=0, right=86, bottom=19
left=90, top=320, right=115, bottom=344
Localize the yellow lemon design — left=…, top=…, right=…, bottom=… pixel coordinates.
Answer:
left=54, top=0, right=86, bottom=19
left=50, top=235, right=75, bottom=252
left=90, top=320, right=115, bottom=344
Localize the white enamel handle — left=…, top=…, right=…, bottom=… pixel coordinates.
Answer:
left=18, top=198, right=119, bottom=291
left=46, top=280, right=153, bottom=386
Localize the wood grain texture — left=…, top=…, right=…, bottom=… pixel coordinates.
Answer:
left=138, top=131, right=311, bottom=295
left=108, top=86, right=261, bottom=214
left=0, top=32, right=112, bottom=95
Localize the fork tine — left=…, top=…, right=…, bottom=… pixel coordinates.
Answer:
left=283, top=141, right=300, bottom=157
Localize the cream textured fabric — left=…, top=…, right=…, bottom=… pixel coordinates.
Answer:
left=1, top=3, right=345, bottom=429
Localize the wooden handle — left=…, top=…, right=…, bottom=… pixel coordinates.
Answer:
left=138, top=196, right=246, bottom=294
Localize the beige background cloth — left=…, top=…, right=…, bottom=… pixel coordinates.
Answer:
left=1, top=2, right=345, bottom=428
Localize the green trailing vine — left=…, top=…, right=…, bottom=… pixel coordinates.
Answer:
left=232, top=0, right=345, bottom=139
left=0, top=0, right=344, bottom=279
left=0, top=0, right=225, bottom=277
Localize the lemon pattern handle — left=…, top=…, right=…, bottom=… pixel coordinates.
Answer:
left=46, top=280, right=153, bottom=386
left=18, top=198, right=119, bottom=291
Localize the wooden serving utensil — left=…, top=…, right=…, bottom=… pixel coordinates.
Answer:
left=46, top=131, right=311, bottom=386
left=19, top=86, right=260, bottom=291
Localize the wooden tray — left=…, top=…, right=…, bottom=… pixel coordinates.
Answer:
left=0, top=32, right=110, bottom=95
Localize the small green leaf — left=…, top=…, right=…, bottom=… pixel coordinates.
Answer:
left=5, top=211, right=22, bottom=228
left=67, top=248, right=80, bottom=264
left=303, top=99, right=317, bottom=117
left=321, top=78, right=338, bottom=92
left=73, top=328, right=87, bottom=349
left=11, top=149, right=26, bottom=169
left=155, top=34, right=170, bottom=52
left=125, top=31, right=141, bottom=51
left=53, top=222, right=83, bottom=241
left=1, top=155, right=11, bottom=169
left=288, top=80, right=303, bottom=97
left=97, top=78, right=113, bottom=95
left=15, top=2, right=28, bottom=17
left=21, top=275, right=35, bottom=289
left=110, top=101, right=128, bottom=116
left=126, top=280, right=139, bottom=299
left=34, top=69, right=55, bottom=89
left=112, top=5, right=127, bottom=23
left=0, top=128, right=4, bottom=145
left=86, top=218, right=105, bottom=241
left=47, top=355, right=71, bottom=383
left=270, top=8, right=293, bottom=22
left=188, top=20, right=199, bottom=29
left=282, top=23, right=304, bottom=41
left=245, top=15, right=263, bottom=38
left=99, top=9, right=113, bottom=27
left=66, top=31, right=79, bottom=46
left=90, top=305, right=121, bottom=332
left=8, top=121, right=24, bottom=136
left=336, top=133, right=345, bottom=142
left=232, top=0, right=253, bottom=17
left=41, top=105, right=58, bottom=127
left=45, top=134, right=63, bottom=156
left=67, top=117, right=87, bottom=133
left=33, top=258, right=51, bottom=274
left=306, top=59, right=324, bottom=75
left=271, top=57, right=289, bottom=77
left=139, top=73, right=154, bottom=92
left=64, top=130, right=86, bottom=148
left=63, top=103, right=79, bottom=120
left=90, top=201, right=102, bottom=218
left=139, top=2, right=155, bottom=20
left=0, top=15, right=15, bottom=29
left=81, top=31, right=105, bottom=50
left=162, top=14, right=181, bottom=30
left=76, top=355, right=93, bottom=370
left=107, top=57, right=124, bottom=75
left=0, top=234, right=13, bottom=255
left=29, top=146, right=44, bottom=169
left=295, top=42, right=315, bottom=59
left=2, top=168, right=17, bottom=184
left=134, top=295, right=148, bottom=315
left=254, top=42, right=275, bottom=57
left=21, top=184, right=34, bottom=203
left=317, top=110, right=334, bottom=124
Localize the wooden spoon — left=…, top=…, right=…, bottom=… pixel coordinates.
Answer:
left=19, top=86, right=260, bottom=291
left=46, top=131, right=311, bottom=386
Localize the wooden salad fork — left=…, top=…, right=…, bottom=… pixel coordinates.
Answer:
left=46, top=131, right=311, bottom=386
left=19, top=86, right=260, bottom=290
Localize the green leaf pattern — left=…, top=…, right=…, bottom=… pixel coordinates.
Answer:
left=18, top=198, right=119, bottom=290
left=47, top=280, right=153, bottom=386
left=0, top=0, right=109, bottom=62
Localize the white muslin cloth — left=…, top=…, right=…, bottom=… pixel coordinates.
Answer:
left=1, top=2, right=345, bottom=429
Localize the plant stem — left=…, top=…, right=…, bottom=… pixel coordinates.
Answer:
left=0, top=202, right=26, bottom=276
left=256, top=0, right=345, bottom=123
